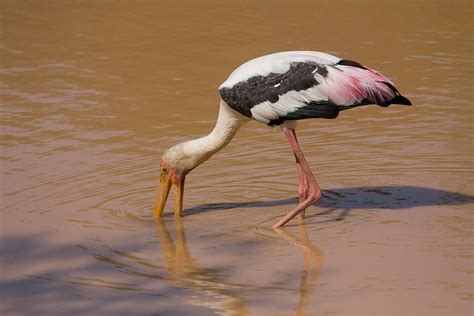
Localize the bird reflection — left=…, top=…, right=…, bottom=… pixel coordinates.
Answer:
left=154, top=218, right=248, bottom=315
left=274, top=224, right=324, bottom=315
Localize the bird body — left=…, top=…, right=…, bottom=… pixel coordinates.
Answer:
left=219, top=51, right=410, bottom=126
left=155, top=51, right=411, bottom=227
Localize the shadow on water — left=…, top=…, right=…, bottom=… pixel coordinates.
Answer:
left=1, top=219, right=324, bottom=315
left=0, top=221, right=250, bottom=315
left=184, top=186, right=474, bottom=219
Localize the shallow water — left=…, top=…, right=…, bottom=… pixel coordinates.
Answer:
left=1, top=0, right=473, bottom=315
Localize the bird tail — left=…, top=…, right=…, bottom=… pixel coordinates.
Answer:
left=391, top=94, right=412, bottom=106
left=381, top=82, right=412, bottom=106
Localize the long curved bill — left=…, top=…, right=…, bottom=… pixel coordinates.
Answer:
left=153, top=161, right=185, bottom=218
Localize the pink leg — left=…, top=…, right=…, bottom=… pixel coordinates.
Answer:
left=291, top=129, right=315, bottom=221
left=273, top=128, right=322, bottom=228
left=295, top=147, right=308, bottom=219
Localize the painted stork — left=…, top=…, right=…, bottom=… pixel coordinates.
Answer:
left=154, top=51, right=411, bottom=228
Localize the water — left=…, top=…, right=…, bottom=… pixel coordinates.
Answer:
left=1, top=1, right=473, bottom=315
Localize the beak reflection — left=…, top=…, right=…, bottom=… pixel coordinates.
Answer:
left=153, top=218, right=247, bottom=313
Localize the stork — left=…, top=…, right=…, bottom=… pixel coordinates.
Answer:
left=154, top=51, right=411, bottom=228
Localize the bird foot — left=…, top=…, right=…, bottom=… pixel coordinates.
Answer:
left=273, top=190, right=321, bottom=228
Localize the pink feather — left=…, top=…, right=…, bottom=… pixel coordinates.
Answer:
left=318, top=65, right=396, bottom=106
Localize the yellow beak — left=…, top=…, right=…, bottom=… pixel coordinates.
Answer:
left=153, top=161, right=185, bottom=218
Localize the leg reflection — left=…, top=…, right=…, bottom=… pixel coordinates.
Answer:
left=274, top=224, right=324, bottom=315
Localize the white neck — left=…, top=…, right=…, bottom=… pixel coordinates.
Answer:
left=163, top=101, right=248, bottom=173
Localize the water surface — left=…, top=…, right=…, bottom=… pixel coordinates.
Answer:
left=1, top=1, right=473, bottom=315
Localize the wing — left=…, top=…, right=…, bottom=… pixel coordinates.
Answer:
left=219, top=52, right=411, bottom=126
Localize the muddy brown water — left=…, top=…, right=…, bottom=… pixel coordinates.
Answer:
left=1, top=1, right=473, bottom=315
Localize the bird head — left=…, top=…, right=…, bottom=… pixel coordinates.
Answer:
left=153, top=141, right=207, bottom=218
left=153, top=159, right=186, bottom=218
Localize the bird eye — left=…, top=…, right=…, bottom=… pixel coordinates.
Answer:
left=161, top=168, right=168, bottom=175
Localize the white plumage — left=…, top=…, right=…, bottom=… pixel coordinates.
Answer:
left=219, top=51, right=341, bottom=89
left=250, top=86, right=329, bottom=124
